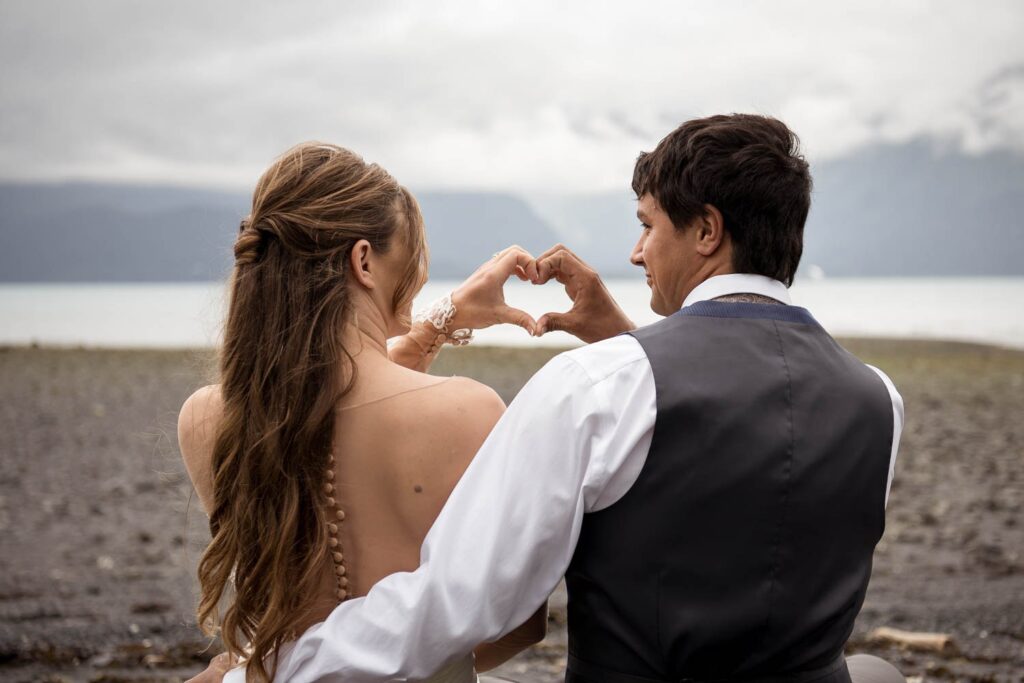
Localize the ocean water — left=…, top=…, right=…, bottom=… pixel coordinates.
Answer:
left=0, top=278, right=1022, bottom=350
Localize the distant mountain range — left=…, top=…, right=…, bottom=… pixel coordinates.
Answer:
left=803, top=140, right=1024, bottom=277
left=0, top=185, right=561, bottom=282
left=1, top=140, right=1022, bottom=282
left=528, top=139, right=1024, bottom=278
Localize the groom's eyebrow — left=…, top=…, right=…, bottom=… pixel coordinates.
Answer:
left=636, top=209, right=649, bottom=221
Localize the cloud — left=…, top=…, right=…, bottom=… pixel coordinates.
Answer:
left=1, top=0, right=1022, bottom=192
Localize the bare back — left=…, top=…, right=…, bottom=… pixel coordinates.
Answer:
left=327, top=368, right=504, bottom=598
left=178, top=361, right=505, bottom=631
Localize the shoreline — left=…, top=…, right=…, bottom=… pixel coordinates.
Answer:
left=2, top=334, right=1024, bottom=353
left=4, top=276, right=1024, bottom=353
left=1, top=340, right=1022, bottom=681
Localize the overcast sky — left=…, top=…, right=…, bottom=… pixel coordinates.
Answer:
left=1, top=0, right=1022, bottom=193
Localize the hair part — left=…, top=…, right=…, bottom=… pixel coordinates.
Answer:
left=631, top=114, right=812, bottom=286
left=197, top=142, right=426, bottom=682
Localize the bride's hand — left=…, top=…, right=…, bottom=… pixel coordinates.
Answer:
left=448, top=246, right=538, bottom=335
left=185, top=652, right=233, bottom=683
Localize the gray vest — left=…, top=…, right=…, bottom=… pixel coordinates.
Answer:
left=564, top=301, right=894, bottom=683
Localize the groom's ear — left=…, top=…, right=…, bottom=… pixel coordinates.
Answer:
left=694, top=204, right=727, bottom=257
left=349, top=239, right=376, bottom=289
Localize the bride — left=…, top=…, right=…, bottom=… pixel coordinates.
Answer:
left=177, top=142, right=547, bottom=682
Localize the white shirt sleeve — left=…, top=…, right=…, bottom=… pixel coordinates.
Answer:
left=867, top=365, right=905, bottom=507
left=263, top=336, right=657, bottom=682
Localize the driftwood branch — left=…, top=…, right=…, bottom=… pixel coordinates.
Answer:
left=867, top=626, right=956, bottom=653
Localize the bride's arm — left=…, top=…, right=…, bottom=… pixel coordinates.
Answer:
left=388, top=321, right=446, bottom=372
left=178, top=385, right=223, bottom=514
left=389, top=247, right=538, bottom=372
left=473, top=601, right=548, bottom=671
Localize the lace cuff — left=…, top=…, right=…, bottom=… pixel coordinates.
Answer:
left=413, top=293, right=474, bottom=346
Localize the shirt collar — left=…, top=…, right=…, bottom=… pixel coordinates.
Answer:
left=681, top=273, right=792, bottom=309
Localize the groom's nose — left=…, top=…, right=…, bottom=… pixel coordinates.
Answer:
left=630, top=236, right=645, bottom=268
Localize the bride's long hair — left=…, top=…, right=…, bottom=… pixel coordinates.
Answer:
left=197, top=142, right=427, bottom=682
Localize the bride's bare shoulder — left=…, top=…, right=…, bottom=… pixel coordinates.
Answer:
left=429, top=375, right=505, bottom=428
left=386, top=374, right=506, bottom=459
left=177, top=385, right=223, bottom=513
left=392, top=376, right=506, bottom=504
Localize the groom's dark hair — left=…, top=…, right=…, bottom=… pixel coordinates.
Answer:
left=632, top=114, right=811, bottom=286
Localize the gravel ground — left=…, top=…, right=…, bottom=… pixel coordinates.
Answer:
left=0, top=339, right=1021, bottom=682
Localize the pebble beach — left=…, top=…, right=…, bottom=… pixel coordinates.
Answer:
left=1, top=339, right=1022, bottom=682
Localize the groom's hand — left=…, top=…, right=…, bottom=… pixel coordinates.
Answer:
left=529, top=244, right=635, bottom=343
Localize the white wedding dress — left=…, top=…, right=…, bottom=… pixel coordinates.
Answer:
left=420, top=653, right=478, bottom=683
left=222, top=631, right=478, bottom=682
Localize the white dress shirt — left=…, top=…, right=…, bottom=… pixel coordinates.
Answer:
left=228, top=274, right=904, bottom=683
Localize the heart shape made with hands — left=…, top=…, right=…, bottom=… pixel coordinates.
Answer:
left=502, top=277, right=576, bottom=338
left=469, top=245, right=631, bottom=344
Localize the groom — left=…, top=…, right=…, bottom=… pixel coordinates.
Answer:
left=237, top=114, right=905, bottom=682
